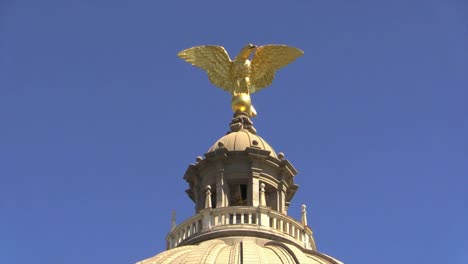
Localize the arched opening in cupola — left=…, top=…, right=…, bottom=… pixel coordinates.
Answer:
left=229, top=181, right=249, bottom=206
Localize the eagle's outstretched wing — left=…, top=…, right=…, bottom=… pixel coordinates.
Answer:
left=178, top=46, right=233, bottom=91
left=250, top=45, right=304, bottom=93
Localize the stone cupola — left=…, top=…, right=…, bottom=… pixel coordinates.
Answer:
left=184, top=113, right=299, bottom=216
left=137, top=113, right=343, bottom=263
left=162, top=112, right=319, bottom=252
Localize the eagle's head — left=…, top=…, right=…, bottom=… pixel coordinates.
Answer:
left=235, top=44, right=257, bottom=62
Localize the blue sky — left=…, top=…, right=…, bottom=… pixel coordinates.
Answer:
left=1, top=0, right=467, bottom=263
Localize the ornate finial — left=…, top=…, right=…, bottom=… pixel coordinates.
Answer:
left=259, top=183, right=266, bottom=207
left=229, top=112, right=257, bottom=134
left=277, top=152, right=285, bottom=160
left=178, top=44, right=303, bottom=117
left=301, top=204, right=308, bottom=226
left=204, top=185, right=212, bottom=209
left=171, top=210, right=176, bottom=231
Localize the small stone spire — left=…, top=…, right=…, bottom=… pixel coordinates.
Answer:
left=259, top=183, right=266, bottom=206
left=205, top=185, right=212, bottom=209
left=301, top=204, right=308, bottom=226
left=171, top=210, right=176, bottom=231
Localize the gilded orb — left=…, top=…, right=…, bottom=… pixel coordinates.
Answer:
left=231, top=93, right=257, bottom=117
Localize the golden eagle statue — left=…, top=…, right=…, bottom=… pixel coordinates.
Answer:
left=178, top=44, right=303, bottom=117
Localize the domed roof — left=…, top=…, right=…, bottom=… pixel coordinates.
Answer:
left=137, top=238, right=342, bottom=264
left=207, top=130, right=277, bottom=158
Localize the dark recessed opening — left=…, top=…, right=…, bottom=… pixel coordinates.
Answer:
left=230, top=183, right=248, bottom=206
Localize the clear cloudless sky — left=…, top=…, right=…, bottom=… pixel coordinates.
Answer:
left=1, top=0, right=467, bottom=263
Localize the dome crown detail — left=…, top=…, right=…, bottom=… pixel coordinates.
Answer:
left=207, top=130, right=277, bottom=158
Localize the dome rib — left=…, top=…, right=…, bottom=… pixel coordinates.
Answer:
left=215, top=244, right=234, bottom=264
left=268, top=242, right=307, bottom=264
left=266, top=244, right=297, bottom=264
left=170, top=251, right=190, bottom=264
left=244, top=131, right=251, bottom=152
left=200, top=240, right=228, bottom=263
left=183, top=239, right=218, bottom=264
left=232, top=131, right=239, bottom=151
left=241, top=240, right=261, bottom=263
left=229, top=242, right=241, bottom=264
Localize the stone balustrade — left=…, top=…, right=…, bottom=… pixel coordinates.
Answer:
left=166, top=206, right=316, bottom=250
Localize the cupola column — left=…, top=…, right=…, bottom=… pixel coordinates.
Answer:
left=259, top=183, right=266, bottom=206
left=250, top=167, right=262, bottom=207
left=278, top=181, right=287, bottom=214
left=215, top=161, right=228, bottom=208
